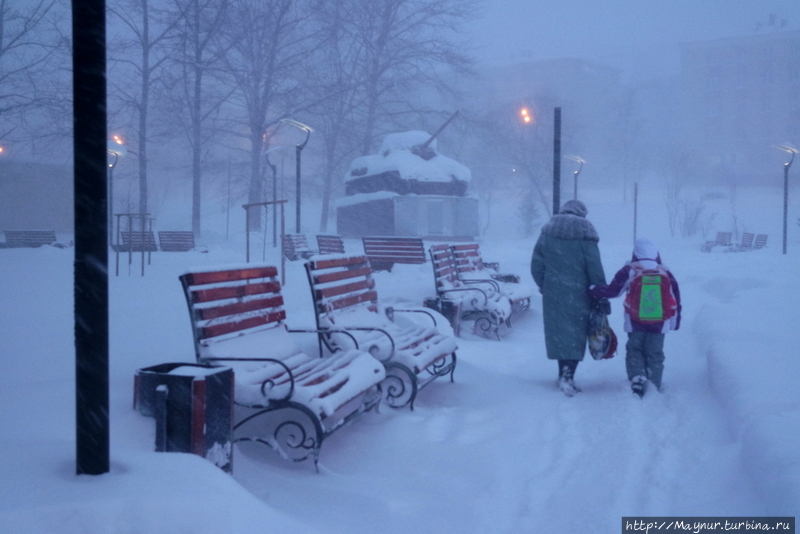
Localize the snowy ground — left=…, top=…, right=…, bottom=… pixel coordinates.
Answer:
left=0, top=186, right=797, bottom=533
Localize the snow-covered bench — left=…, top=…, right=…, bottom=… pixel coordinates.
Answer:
left=701, top=231, right=732, bottom=252
left=428, top=244, right=512, bottom=340
left=304, top=254, right=457, bottom=409
left=179, top=264, right=385, bottom=469
left=316, top=234, right=345, bottom=255
left=362, top=236, right=426, bottom=272
left=282, top=234, right=316, bottom=261
left=451, top=243, right=532, bottom=319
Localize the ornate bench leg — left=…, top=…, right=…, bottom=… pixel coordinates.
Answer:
left=381, top=361, right=418, bottom=410
left=233, top=403, right=324, bottom=465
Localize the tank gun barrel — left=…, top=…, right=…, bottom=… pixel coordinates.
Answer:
left=421, top=110, right=459, bottom=148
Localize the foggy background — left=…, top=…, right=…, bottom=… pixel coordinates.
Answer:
left=1, top=0, right=799, bottom=239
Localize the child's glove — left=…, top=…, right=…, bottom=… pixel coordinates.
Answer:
left=592, top=298, right=611, bottom=315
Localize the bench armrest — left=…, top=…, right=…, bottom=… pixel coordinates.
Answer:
left=458, top=276, right=500, bottom=293
left=386, top=307, right=438, bottom=328
left=286, top=327, right=361, bottom=352
left=200, top=356, right=295, bottom=404
left=325, top=326, right=396, bottom=362
left=490, top=273, right=520, bottom=284
left=437, top=286, right=489, bottom=307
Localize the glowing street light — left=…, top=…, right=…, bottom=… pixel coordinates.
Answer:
left=107, top=136, right=127, bottom=242
left=775, top=143, right=798, bottom=255
left=280, top=118, right=314, bottom=233
left=520, top=107, right=532, bottom=124
left=566, top=155, right=585, bottom=200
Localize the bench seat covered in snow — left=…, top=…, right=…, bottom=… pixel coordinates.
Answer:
left=451, top=243, right=532, bottom=318
left=304, top=254, right=457, bottom=409
left=428, top=244, right=512, bottom=340
left=179, top=264, right=385, bottom=468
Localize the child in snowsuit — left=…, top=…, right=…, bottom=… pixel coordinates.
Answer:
left=589, top=238, right=681, bottom=397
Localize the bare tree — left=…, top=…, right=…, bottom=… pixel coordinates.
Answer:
left=220, top=0, right=319, bottom=230
left=349, top=0, right=477, bottom=155
left=109, top=0, right=182, bottom=218
left=167, top=0, right=230, bottom=237
left=305, top=0, right=366, bottom=232
left=661, top=144, right=700, bottom=237
left=0, top=0, right=63, bottom=146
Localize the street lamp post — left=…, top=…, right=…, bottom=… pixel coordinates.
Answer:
left=566, top=155, right=585, bottom=200
left=107, top=136, right=126, bottom=243
left=280, top=119, right=313, bottom=234
left=776, top=143, right=798, bottom=255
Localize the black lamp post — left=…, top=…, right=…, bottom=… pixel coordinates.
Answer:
left=280, top=119, right=313, bottom=234
left=107, top=137, right=126, bottom=243
left=776, top=144, right=797, bottom=255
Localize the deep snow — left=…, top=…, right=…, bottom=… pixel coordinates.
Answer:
left=0, top=185, right=797, bottom=533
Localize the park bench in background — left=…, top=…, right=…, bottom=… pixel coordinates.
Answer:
left=113, top=231, right=158, bottom=252
left=451, top=243, right=532, bottom=317
left=754, top=234, right=768, bottom=249
left=179, top=264, right=385, bottom=469
left=428, top=244, right=511, bottom=340
left=316, top=234, right=346, bottom=255
left=701, top=231, right=732, bottom=252
left=362, top=236, right=426, bottom=272
left=305, top=255, right=457, bottom=409
left=158, top=231, right=195, bottom=252
left=726, top=232, right=754, bottom=252
left=3, top=230, right=57, bottom=248
left=282, top=233, right=316, bottom=261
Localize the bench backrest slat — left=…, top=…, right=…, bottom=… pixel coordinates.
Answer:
left=283, top=234, right=314, bottom=260
left=451, top=243, right=483, bottom=274
left=429, top=244, right=459, bottom=290
left=316, top=234, right=345, bottom=255
left=313, top=278, right=375, bottom=301
left=754, top=234, right=768, bottom=249
left=158, top=231, right=195, bottom=251
left=180, top=265, right=285, bottom=359
left=200, top=310, right=286, bottom=340
left=4, top=230, right=56, bottom=247
left=362, top=236, right=425, bottom=270
left=121, top=231, right=158, bottom=251
left=305, top=255, right=379, bottom=325
left=716, top=232, right=732, bottom=245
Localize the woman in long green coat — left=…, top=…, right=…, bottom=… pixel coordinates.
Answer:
left=530, top=200, right=606, bottom=396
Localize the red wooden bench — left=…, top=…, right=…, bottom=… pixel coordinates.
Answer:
left=179, top=264, right=385, bottom=469
left=304, top=254, right=457, bottom=409
left=451, top=243, right=532, bottom=317
left=316, top=234, right=345, bottom=255
left=428, top=244, right=512, bottom=339
left=361, top=236, right=426, bottom=272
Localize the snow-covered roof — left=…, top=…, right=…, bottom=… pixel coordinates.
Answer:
left=346, top=130, right=471, bottom=184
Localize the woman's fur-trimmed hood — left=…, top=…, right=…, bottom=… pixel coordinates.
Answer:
left=540, top=214, right=600, bottom=242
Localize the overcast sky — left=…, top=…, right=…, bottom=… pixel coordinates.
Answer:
left=468, top=0, right=800, bottom=80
